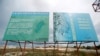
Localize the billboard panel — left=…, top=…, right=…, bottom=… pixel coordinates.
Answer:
left=71, top=13, right=98, bottom=41
left=3, top=12, right=49, bottom=41
left=53, top=13, right=73, bottom=41
left=53, top=13, right=98, bottom=42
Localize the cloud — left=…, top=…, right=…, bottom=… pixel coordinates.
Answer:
left=96, top=22, right=100, bottom=34
left=95, top=22, right=100, bottom=41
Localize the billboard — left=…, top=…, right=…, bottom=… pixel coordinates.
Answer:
left=3, top=12, right=49, bottom=41
left=53, top=13, right=98, bottom=42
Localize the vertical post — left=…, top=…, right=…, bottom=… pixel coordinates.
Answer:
left=18, top=41, right=22, bottom=52
left=56, top=41, right=59, bottom=56
left=2, top=40, right=8, bottom=56
left=53, top=41, right=56, bottom=56
left=32, top=41, right=34, bottom=55
left=76, top=42, right=82, bottom=56
left=22, top=41, right=26, bottom=56
left=94, top=42, right=98, bottom=56
left=79, top=42, right=82, bottom=49
left=18, top=41, right=23, bottom=56
left=64, top=42, right=69, bottom=56
left=57, top=41, right=59, bottom=50
left=44, top=41, right=46, bottom=56
left=76, top=42, right=79, bottom=56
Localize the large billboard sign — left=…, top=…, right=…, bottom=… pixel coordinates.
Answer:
left=53, top=13, right=98, bottom=42
left=3, top=12, right=49, bottom=41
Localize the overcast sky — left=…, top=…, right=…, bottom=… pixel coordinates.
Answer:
left=0, top=0, right=100, bottom=42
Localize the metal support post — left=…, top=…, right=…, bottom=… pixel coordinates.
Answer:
left=2, top=40, right=8, bottom=56
left=94, top=42, right=98, bottom=56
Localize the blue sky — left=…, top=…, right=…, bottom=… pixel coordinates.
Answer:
left=0, top=0, right=100, bottom=46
